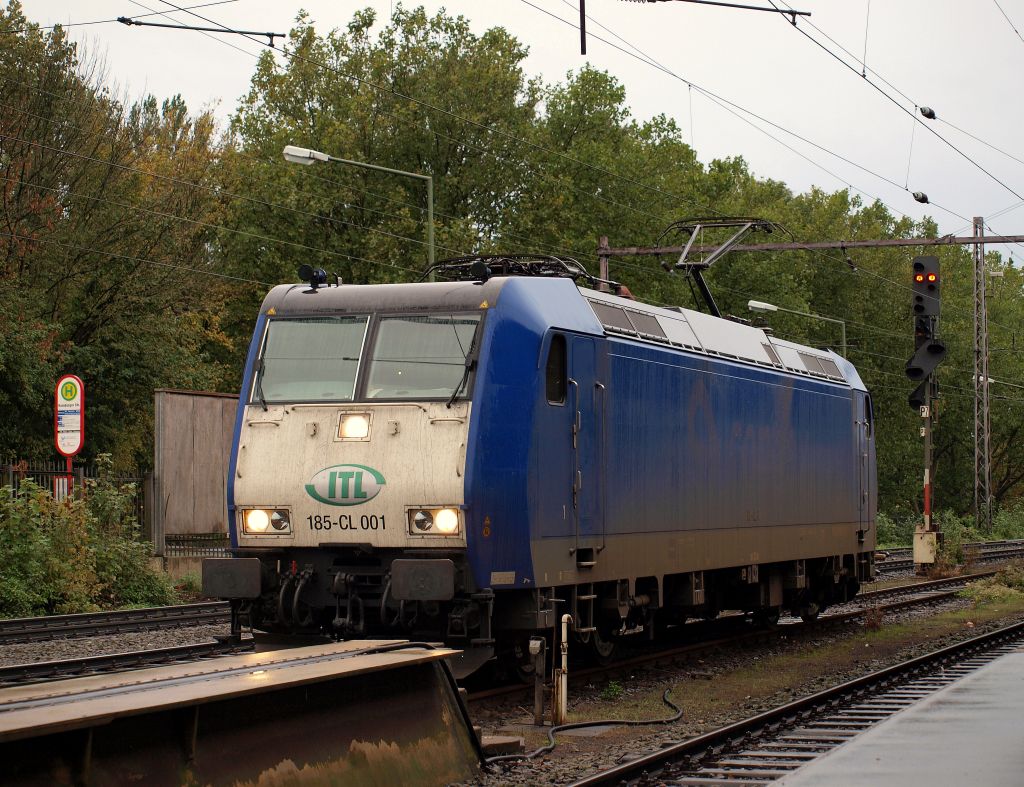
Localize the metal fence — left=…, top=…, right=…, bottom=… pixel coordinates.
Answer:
left=2, top=459, right=149, bottom=535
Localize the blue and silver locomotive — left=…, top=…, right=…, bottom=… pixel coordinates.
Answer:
left=206, top=257, right=875, bottom=676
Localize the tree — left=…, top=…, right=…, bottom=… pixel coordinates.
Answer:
left=0, top=1, right=234, bottom=467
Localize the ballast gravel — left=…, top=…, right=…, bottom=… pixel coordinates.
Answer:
left=0, top=623, right=232, bottom=667
left=463, top=598, right=1024, bottom=787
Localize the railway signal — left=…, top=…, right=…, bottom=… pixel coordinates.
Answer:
left=905, top=338, right=947, bottom=382
left=912, top=256, right=941, bottom=317
left=906, top=256, right=945, bottom=570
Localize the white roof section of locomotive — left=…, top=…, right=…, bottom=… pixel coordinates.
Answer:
left=581, top=287, right=853, bottom=388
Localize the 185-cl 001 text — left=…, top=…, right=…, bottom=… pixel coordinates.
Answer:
left=307, top=514, right=386, bottom=530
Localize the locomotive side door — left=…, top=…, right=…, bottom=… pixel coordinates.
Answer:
left=857, top=392, right=873, bottom=536
left=570, top=335, right=605, bottom=561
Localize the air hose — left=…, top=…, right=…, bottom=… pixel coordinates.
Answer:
left=484, top=687, right=682, bottom=766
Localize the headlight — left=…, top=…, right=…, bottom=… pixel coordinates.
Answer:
left=412, top=510, right=434, bottom=532
left=435, top=508, right=459, bottom=534
left=339, top=413, right=371, bottom=440
left=408, top=507, right=461, bottom=536
left=242, top=508, right=291, bottom=535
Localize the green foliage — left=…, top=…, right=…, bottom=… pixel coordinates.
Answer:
left=5, top=1, right=1024, bottom=518
left=0, top=460, right=173, bottom=617
left=933, top=510, right=982, bottom=567
left=174, top=572, right=203, bottom=599
left=600, top=680, right=624, bottom=701
left=876, top=511, right=914, bottom=548
left=961, top=561, right=1024, bottom=607
left=0, top=1, right=237, bottom=469
left=990, top=503, right=1024, bottom=540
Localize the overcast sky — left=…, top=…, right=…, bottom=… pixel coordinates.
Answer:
left=16, top=0, right=1024, bottom=248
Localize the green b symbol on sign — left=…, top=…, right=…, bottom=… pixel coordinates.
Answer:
left=61, top=381, right=77, bottom=401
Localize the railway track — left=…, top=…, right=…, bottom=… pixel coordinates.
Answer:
left=0, top=601, right=230, bottom=644
left=570, top=620, right=1024, bottom=786
left=468, top=571, right=989, bottom=704
left=875, top=538, right=1024, bottom=574
left=0, top=638, right=254, bottom=687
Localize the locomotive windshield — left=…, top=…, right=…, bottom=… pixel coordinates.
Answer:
left=255, top=315, right=369, bottom=403
left=366, top=314, right=480, bottom=400
left=251, top=312, right=480, bottom=404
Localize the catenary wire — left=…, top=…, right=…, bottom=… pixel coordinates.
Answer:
left=0, top=0, right=237, bottom=35
left=149, top=0, right=986, bottom=314
left=766, top=0, right=1024, bottom=203
left=16, top=0, right=1007, bottom=329
left=1, top=91, right=602, bottom=266
left=0, top=229, right=270, bottom=285
left=148, top=1, right=715, bottom=220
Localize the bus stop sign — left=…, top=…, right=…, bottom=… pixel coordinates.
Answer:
left=55, top=374, right=85, bottom=457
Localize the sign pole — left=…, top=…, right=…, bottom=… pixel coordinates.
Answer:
left=55, top=375, right=85, bottom=499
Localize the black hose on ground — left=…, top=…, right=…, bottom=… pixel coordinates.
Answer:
left=484, top=687, right=682, bottom=767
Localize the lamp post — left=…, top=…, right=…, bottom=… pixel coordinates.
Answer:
left=747, top=299, right=847, bottom=358
left=283, top=145, right=434, bottom=273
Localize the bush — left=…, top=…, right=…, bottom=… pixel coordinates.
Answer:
left=991, top=503, right=1024, bottom=541
left=0, top=457, right=173, bottom=617
left=961, top=561, right=1024, bottom=607
left=876, top=511, right=914, bottom=548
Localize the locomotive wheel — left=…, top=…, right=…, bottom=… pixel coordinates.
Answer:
left=507, top=639, right=540, bottom=684
left=588, top=625, right=618, bottom=665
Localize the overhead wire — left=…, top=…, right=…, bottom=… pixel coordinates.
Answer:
left=148, top=0, right=990, bottom=320
left=1, top=84, right=603, bottom=266
left=766, top=0, right=1024, bottom=203
left=992, top=0, right=1024, bottom=47
left=541, top=0, right=1016, bottom=347
left=550, top=0, right=941, bottom=223
left=13, top=0, right=1009, bottom=341
left=0, top=0, right=238, bottom=36
left=145, top=1, right=713, bottom=221
left=0, top=230, right=270, bottom=286
left=0, top=134, right=431, bottom=279
left=0, top=173, right=429, bottom=278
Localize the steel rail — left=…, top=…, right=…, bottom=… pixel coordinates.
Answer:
left=570, top=619, right=1024, bottom=786
left=0, top=638, right=254, bottom=687
left=0, top=602, right=230, bottom=644
left=468, top=575, right=980, bottom=704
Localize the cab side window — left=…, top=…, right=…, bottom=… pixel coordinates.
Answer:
left=546, top=334, right=567, bottom=404
left=865, top=394, right=874, bottom=438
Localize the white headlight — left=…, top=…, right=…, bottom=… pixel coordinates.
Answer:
left=435, top=508, right=459, bottom=534
left=245, top=509, right=270, bottom=533
left=339, top=413, right=370, bottom=439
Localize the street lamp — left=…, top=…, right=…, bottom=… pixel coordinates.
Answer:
left=747, top=299, right=847, bottom=358
left=283, top=145, right=434, bottom=273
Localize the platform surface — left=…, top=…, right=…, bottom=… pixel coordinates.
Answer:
left=779, top=647, right=1024, bottom=786
left=0, top=640, right=456, bottom=741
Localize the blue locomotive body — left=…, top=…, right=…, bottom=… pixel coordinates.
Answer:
left=210, top=273, right=874, bottom=675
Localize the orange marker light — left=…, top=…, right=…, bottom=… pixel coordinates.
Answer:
left=914, top=273, right=925, bottom=282
left=927, top=273, right=937, bottom=282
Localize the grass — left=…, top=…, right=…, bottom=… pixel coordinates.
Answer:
left=564, top=592, right=1024, bottom=727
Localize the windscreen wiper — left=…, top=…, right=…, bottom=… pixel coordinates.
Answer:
left=254, top=359, right=269, bottom=411
left=446, top=321, right=477, bottom=409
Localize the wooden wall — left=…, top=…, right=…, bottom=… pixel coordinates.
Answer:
left=153, top=389, right=238, bottom=554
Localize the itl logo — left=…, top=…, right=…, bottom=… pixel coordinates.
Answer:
left=305, top=464, right=386, bottom=506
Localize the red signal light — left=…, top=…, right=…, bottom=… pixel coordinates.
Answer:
left=914, top=273, right=925, bottom=282
left=927, top=273, right=937, bottom=282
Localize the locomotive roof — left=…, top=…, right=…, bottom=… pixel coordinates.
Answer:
left=258, top=277, right=865, bottom=392
left=581, top=287, right=865, bottom=391
left=260, top=278, right=510, bottom=315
